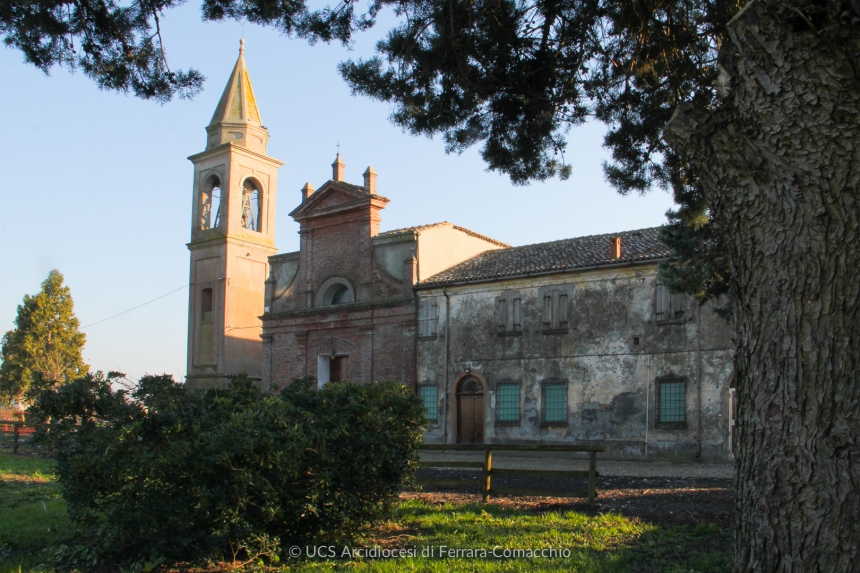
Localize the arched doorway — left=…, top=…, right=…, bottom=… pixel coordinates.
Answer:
left=456, top=375, right=485, bottom=444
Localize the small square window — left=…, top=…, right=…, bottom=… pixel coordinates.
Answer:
left=656, top=380, right=686, bottom=428
left=496, top=383, right=520, bottom=423
left=419, top=385, right=438, bottom=421
left=542, top=382, right=568, bottom=424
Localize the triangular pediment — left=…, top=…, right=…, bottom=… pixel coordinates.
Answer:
left=289, top=180, right=388, bottom=219
left=316, top=189, right=356, bottom=209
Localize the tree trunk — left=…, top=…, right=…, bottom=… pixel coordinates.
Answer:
left=664, top=1, right=860, bottom=571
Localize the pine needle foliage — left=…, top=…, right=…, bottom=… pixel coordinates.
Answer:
left=1, top=0, right=746, bottom=300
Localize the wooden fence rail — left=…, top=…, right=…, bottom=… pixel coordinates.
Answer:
left=417, top=444, right=606, bottom=504
left=0, top=421, right=36, bottom=454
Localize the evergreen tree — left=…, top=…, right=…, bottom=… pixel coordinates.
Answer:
left=0, top=270, right=88, bottom=405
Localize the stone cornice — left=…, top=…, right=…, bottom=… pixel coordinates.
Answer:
left=262, top=297, right=414, bottom=323
left=187, top=234, right=279, bottom=253
left=187, top=142, right=284, bottom=167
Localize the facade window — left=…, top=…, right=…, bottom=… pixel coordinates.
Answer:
left=542, top=289, right=569, bottom=333
left=497, top=292, right=522, bottom=335
left=419, top=385, right=438, bottom=420
left=541, top=381, right=568, bottom=424
left=418, top=299, right=439, bottom=338
left=656, top=379, right=687, bottom=428
left=655, top=279, right=686, bottom=322
left=201, top=288, right=213, bottom=323
left=320, top=280, right=355, bottom=306
left=496, top=382, right=521, bottom=423
left=330, top=356, right=347, bottom=382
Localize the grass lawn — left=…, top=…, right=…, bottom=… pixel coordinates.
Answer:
left=280, top=499, right=730, bottom=573
left=0, top=451, right=72, bottom=573
left=0, top=451, right=730, bottom=573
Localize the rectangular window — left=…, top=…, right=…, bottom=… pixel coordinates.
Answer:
left=542, top=381, right=568, bottom=424
left=655, top=280, right=686, bottom=322
left=201, top=288, right=213, bottom=323
left=496, top=383, right=520, bottom=423
left=419, top=385, right=437, bottom=421
left=497, top=293, right=522, bottom=335
left=656, top=380, right=687, bottom=428
left=558, top=291, right=569, bottom=329
left=330, top=356, right=348, bottom=382
left=512, top=298, right=522, bottom=332
left=418, top=299, right=438, bottom=337
left=543, top=293, right=553, bottom=327
left=542, top=289, right=570, bottom=332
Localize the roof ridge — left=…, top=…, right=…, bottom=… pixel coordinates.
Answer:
left=377, top=222, right=450, bottom=236
left=506, top=226, right=662, bottom=251
left=451, top=225, right=513, bottom=248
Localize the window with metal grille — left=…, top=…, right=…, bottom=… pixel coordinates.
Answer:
left=654, top=279, right=686, bottom=322
left=496, top=382, right=520, bottom=423
left=542, top=289, right=569, bottom=332
left=542, top=381, right=568, bottom=424
left=656, top=379, right=687, bottom=428
left=418, top=299, right=439, bottom=337
left=497, top=292, right=522, bottom=335
left=419, top=385, right=437, bottom=421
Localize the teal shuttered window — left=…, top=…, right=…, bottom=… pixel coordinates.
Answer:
left=657, top=380, right=686, bottom=428
left=496, top=383, right=520, bottom=422
left=419, top=386, right=437, bottom=421
left=542, top=382, right=568, bottom=423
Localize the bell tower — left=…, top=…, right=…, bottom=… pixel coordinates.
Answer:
left=185, top=40, right=283, bottom=388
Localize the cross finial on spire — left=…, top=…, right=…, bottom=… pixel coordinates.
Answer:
left=336, top=142, right=340, bottom=154
left=239, top=38, right=245, bottom=55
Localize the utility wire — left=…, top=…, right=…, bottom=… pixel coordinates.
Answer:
left=81, top=284, right=189, bottom=329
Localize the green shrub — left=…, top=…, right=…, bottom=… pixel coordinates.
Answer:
left=31, top=372, right=425, bottom=567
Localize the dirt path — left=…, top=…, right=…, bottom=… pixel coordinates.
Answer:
left=412, top=468, right=734, bottom=527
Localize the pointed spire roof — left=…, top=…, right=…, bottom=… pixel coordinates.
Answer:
left=209, top=39, right=262, bottom=127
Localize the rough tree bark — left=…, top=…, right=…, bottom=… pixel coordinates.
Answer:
left=664, top=1, right=860, bottom=571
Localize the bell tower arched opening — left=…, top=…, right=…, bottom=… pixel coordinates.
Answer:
left=200, top=176, right=222, bottom=230
left=241, top=178, right=262, bottom=232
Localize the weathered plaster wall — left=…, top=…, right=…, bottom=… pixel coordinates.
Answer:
left=416, top=264, right=735, bottom=460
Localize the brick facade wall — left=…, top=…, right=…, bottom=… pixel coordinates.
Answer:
left=262, top=181, right=416, bottom=388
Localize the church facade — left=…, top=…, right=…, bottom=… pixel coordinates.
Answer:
left=185, top=44, right=737, bottom=460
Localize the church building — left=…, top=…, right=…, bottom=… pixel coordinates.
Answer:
left=185, top=43, right=737, bottom=460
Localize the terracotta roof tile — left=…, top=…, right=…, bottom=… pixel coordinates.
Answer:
left=377, top=222, right=450, bottom=237
left=377, top=222, right=512, bottom=248
left=418, top=227, right=669, bottom=286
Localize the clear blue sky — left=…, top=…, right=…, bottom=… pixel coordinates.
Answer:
left=0, top=4, right=675, bottom=382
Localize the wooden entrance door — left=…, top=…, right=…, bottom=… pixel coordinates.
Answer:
left=456, top=376, right=484, bottom=444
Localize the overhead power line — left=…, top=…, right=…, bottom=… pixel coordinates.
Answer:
left=81, top=284, right=189, bottom=329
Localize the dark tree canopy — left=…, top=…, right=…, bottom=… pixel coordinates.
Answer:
left=1, top=0, right=742, bottom=299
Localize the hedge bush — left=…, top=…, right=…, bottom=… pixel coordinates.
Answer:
left=31, top=372, right=425, bottom=567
